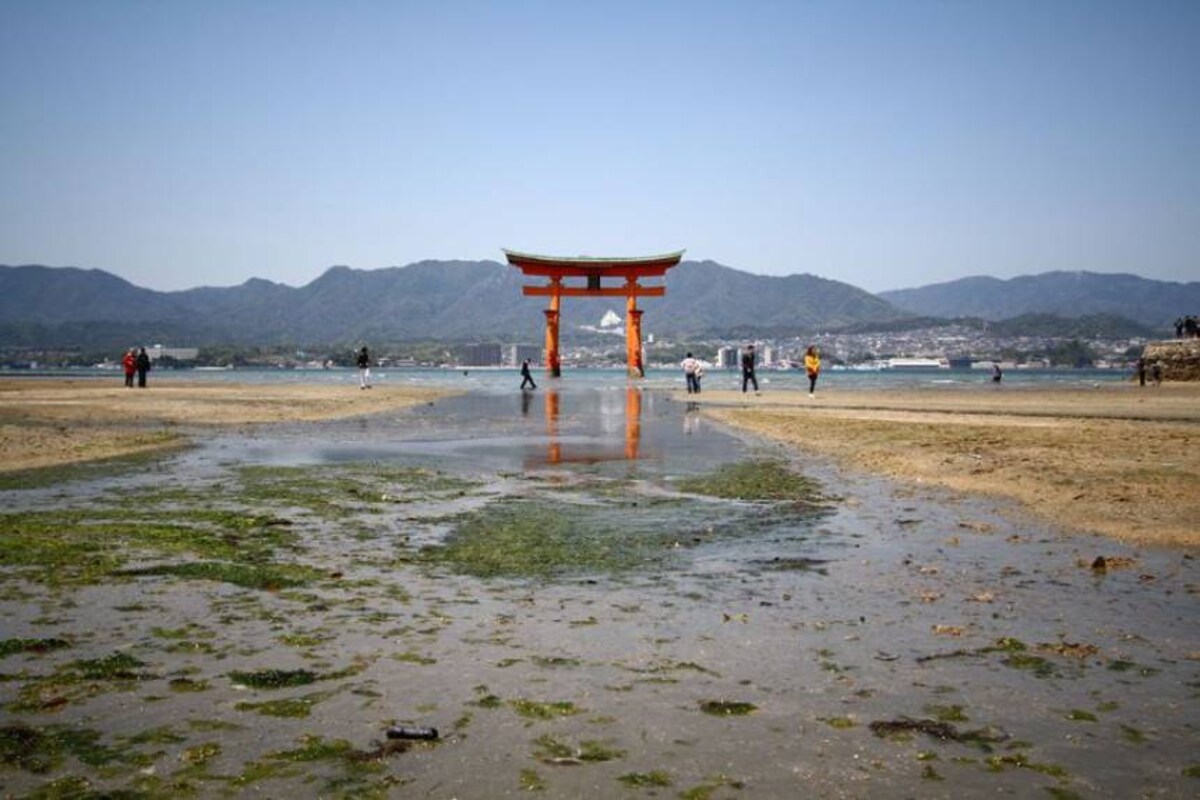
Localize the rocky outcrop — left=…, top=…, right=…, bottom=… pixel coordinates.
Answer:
left=1143, top=339, right=1200, bottom=381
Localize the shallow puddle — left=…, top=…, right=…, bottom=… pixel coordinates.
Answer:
left=1, top=386, right=1197, bottom=798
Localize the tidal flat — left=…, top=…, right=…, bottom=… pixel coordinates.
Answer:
left=1, top=387, right=1196, bottom=798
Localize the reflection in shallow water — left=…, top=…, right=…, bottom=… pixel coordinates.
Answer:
left=166, top=385, right=734, bottom=480
left=624, top=386, right=640, bottom=460
left=533, top=386, right=644, bottom=465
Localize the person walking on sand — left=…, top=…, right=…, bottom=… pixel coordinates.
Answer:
left=122, top=348, right=136, bottom=388
left=1135, top=356, right=1146, bottom=387
left=1151, top=361, right=1162, bottom=387
left=741, top=344, right=759, bottom=394
left=991, top=362, right=1002, bottom=384
left=135, top=347, right=151, bottom=388
left=681, top=352, right=701, bottom=394
left=804, top=345, right=821, bottom=397
left=357, top=346, right=372, bottom=389
left=520, top=359, right=537, bottom=390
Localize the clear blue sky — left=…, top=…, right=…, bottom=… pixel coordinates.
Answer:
left=2, top=0, right=1197, bottom=292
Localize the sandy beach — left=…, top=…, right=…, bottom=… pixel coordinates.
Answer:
left=1, top=382, right=1196, bottom=798
left=691, top=382, right=1200, bottom=547
left=0, top=379, right=451, bottom=474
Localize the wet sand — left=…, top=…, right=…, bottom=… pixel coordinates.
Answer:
left=0, top=388, right=1197, bottom=798
left=0, top=379, right=451, bottom=473
left=689, top=383, right=1200, bottom=547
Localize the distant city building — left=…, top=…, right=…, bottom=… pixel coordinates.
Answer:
left=716, top=346, right=738, bottom=369
left=148, top=344, right=199, bottom=361
left=455, top=343, right=503, bottom=366
left=761, top=345, right=775, bottom=366
left=505, top=343, right=541, bottom=367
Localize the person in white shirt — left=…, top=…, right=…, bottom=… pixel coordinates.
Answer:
left=681, top=352, right=701, bottom=394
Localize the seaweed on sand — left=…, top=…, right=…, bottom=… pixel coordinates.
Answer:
left=869, top=717, right=1009, bottom=750
left=235, top=463, right=482, bottom=518
left=674, top=459, right=825, bottom=505
left=699, top=700, right=757, bottom=716
left=418, top=501, right=674, bottom=579
left=0, top=506, right=303, bottom=586
left=115, top=560, right=321, bottom=590
left=0, top=723, right=135, bottom=773
left=0, top=638, right=71, bottom=659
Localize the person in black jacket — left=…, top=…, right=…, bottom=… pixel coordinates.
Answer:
left=520, top=359, right=537, bottom=390
left=741, top=344, right=759, bottom=394
left=135, top=347, right=152, bottom=388
left=357, top=346, right=372, bottom=389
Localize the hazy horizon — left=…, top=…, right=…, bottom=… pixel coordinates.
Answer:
left=3, top=1, right=1197, bottom=293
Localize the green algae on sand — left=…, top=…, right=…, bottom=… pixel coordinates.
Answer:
left=0, top=723, right=140, bottom=773
left=116, top=560, right=321, bottom=590
left=699, top=700, right=757, bottom=716
left=419, top=501, right=668, bottom=579
left=674, top=458, right=824, bottom=503
left=0, top=638, right=71, bottom=659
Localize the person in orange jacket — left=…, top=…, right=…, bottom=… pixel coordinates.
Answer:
left=121, top=349, right=136, bottom=388
left=804, top=345, right=821, bottom=397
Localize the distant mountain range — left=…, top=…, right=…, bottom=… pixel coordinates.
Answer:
left=0, top=262, right=1187, bottom=350
left=0, top=260, right=901, bottom=348
left=879, top=272, right=1199, bottom=328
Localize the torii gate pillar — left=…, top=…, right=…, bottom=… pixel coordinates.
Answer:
left=543, top=276, right=562, bottom=377
left=542, top=308, right=561, bottom=378
left=626, top=307, right=644, bottom=378
left=504, top=249, right=684, bottom=378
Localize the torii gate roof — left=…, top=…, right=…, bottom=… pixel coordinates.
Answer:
left=503, top=249, right=685, bottom=278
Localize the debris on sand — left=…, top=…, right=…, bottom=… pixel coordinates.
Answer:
left=1037, top=641, right=1099, bottom=660
left=1087, top=555, right=1138, bottom=572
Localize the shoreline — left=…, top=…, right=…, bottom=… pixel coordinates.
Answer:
left=0, top=379, right=451, bottom=474
left=4, top=378, right=1198, bottom=548
left=688, top=383, right=1200, bottom=547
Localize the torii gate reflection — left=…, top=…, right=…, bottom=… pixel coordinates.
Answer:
left=524, top=387, right=644, bottom=466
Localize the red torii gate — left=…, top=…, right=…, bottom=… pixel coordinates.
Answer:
left=503, top=249, right=684, bottom=377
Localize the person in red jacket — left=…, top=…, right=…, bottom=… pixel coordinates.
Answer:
left=121, top=349, right=136, bottom=388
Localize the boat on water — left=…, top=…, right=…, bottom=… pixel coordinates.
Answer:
left=885, top=357, right=949, bottom=370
